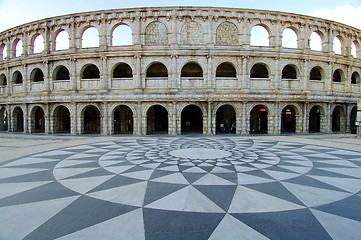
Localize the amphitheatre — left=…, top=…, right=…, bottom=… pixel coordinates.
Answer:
left=0, top=6, right=360, bottom=135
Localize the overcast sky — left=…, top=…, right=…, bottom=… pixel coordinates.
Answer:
left=0, top=0, right=361, bottom=31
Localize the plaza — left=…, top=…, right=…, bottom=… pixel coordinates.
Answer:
left=0, top=133, right=360, bottom=239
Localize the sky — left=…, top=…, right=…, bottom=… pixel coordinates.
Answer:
left=0, top=0, right=361, bottom=31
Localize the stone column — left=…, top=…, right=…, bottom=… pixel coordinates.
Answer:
left=24, top=104, right=29, bottom=133
left=303, top=102, right=309, bottom=133
left=241, top=102, right=248, bottom=134
left=207, top=101, right=212, bottom=134
left=102, top=102, right=109, bottom=135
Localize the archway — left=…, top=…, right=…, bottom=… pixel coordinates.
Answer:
left=332, top=106, right=345, bottom=132
left=54, top=106, right=70, bottom=133
left=0, top=108, right=8, bottom=131
left=32, top=107, right=45, bottom=133
left=350, top=106, right=357, bottom=134
left=83, top=106, right=101, bottom=134
left=181, top=105, right=203, bottom=134
left=216, top=105, right=236, bottom=134
left=113, top=105, right=133, bottom=134
left=281, top=106, right=296, bottom=133
left=147, top=105, right=168, bottom=134
left=13, top=107, right=24, bottom=132
left=250, top=105, right=268, bottom=134
left=309, top=106, right=323, bottom=133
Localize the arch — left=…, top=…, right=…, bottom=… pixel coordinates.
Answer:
left=113, top=63, right=133, bottom=78
left=351, top=71, right=360, bottom=84
left=53, top=105, right=70, bottom=133
left=333, top=69, right=344, bottom=83
left=81, top=26, right=99, bottom=48
left=31, top=106, right=45, bottom=133
left=145, top=21, right=168, bottom=45
left=250, top=63, right=269, bottom=78
left=216, top=63, right=236, bottom=78
left=113, top=105, right=133, bottom=134
left=250, top=105, right=268, bottom=134
left=282, top=65, right=297, bottom=79
left=332, top=106, right=346, bottom=132
left=309, top=31, right=322, bottom=51
left=1, top=44, right=7, bottom=60
left=53, top=65, right=70, bottom=80
left=0, top=107, right=8, bottom=131
left=332, top=36, right=342, bottom=55
left=146, top=62, right=168, bottom=78
left=0, top=74, right=7, bottom=86
left=181, top=21, right=204, bottom=45
left=147, top=105, right=168, bottom=134
left=14, top=39, right=23, bottom=57
left=351, top=41, right=357, bottom=58
left=81, top=64, right=100, bottom=79
left=281, top=105, right=297, bottom=133
left=30, top=68, right=44, bottom=82
left=181, top=62, right=203, bottom=77
left=13, top=71, right=23, bottom=84
left=309, top=67, right=323, bottom=80
left=309, top=105, right=324, bottom=133
left=33, top=34, right=44, bottom=54
left=350, top=106, right=357, bottom=134
left=250, top=25, right=269, bottom=47
left=112, top=24, right=132, bottom=46
left=12, top=107, right=24, bottom=132
left=216, top=22, right=239, bottom=45
left=216, top=105, right=236, bottom=134
left=83, top=105, right=101, bottom=134
left=55, top=30, right=69, bottom=51
left=181, top=105, right=203, bottom=134
left=282, top=28, right=298, bottom=48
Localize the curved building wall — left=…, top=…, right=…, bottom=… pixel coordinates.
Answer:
left=0, top=6, right=360, bottom=135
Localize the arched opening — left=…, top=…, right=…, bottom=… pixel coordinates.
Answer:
left=55, top=30, right=69, bottom=51
left=309, top=106, right=323, bottom=133
left=181, top=105, right=203, bottom=134
left=146, top=63, right=168, bottom=78
left=112, top=25, right=132, bottom=46
left=83, top=106, right=101, bottom=134
left=54, top=106, right=70, bottom=133
left=333, top=69, right=344, bottom=83
left=33, top=34, right=44, bottom=54
left=350, top=106, right=357, bottom=134
left=31, top=68, right=44, bottom=82
left=282, top=65, right=297, bottom=79
left=13, top=71, right=23, bottom=84
left=147, top=105, right=168, bottom=134
left=82, top=64, right=100, bottom=79
left=113, top=63, right=132, bottom=78
left=310, top=32, right=322, bottom=51
left=250, top=63, right=269, bottom=78
left=351, top=72, right=360, bottom=84
left=216, top=63, right=236, bottom=78
left=32, top=107, right=45, bottom=133
left=14, top=39, right=23, bottom=57
left=310, top=67, right=322, bottom=80
left=53, top=65, right=70, bottom=80
left=81, top=27, right=99, bottom=48
left=250, top=25, right=269, bottom=46
left=250, top=105, right=268, bottom=134
left=351, top=41, right=357, bottom=58
left=282, top=28, right=298, bottom=48
left=332, top=106, right=345, bottom=132
left=181, top=62, right=203, bottom=77
left=281, top=106, right=296, bottom=133
left=216, top=105, right=236, bottom=134
left=2, top=45, right=7, bottom=60
left=13, top=107, right=24, bottom=132
left=0, top=108, right=8, bottom=131
left=0, top=74, right=7, bottom=86
left=333, top=36, right=342, bottom=55
left=113, top=105, right=133, bottom=134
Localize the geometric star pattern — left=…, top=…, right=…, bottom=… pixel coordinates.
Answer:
left=1, top=137, right=361, bottom=239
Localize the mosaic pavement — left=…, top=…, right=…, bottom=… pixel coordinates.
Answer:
left=1, top=137, right=361, bottom=239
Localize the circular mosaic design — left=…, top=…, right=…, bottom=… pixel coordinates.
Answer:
left=1, top=137, right=361, bottom=239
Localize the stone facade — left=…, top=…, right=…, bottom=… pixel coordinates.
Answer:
left=0, top=6, right=360, bottom=135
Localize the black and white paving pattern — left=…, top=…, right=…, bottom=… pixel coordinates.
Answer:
left=1, top=137, right=361, bottom=239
